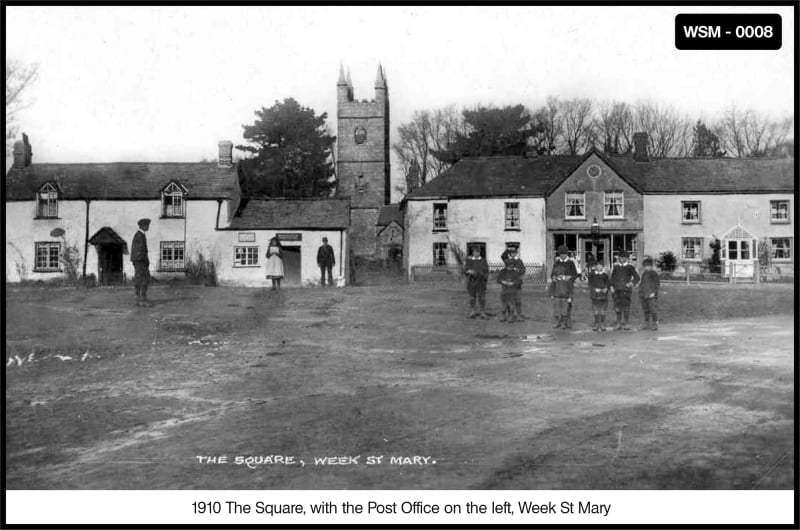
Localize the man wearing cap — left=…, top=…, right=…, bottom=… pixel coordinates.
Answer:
left=550, top=245, right=579, bottom=328
left=610, top=250, right=640, bottom=330
left=131, top=218, right=152, bottom=307
left=317, top=236, right=336, bottom=287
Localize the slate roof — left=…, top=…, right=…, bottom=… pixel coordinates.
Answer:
left=405, top=156, right=584, bottom=199
left=605, top=156, right=795, bottom=193
left=5, top=163, right=236, bottom=200
left=228, top=198, right=351, bottom=230
left=377, top=204, right=403, bottom=226
left=406, top=153, right=794, bottom=199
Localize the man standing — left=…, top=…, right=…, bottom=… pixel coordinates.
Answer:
left=131, top=218, right=152, bottom=307
left=317, top=236, right=336, bottom=287
left=550, top=245, right=579, bottom=329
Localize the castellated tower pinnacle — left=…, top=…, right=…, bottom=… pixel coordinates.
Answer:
left=335, top=63, right=391, bottom=258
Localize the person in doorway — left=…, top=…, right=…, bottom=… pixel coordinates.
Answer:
left=463, top=246, right=489, bottom=319
left=638, top=257, right=660, bottom=331
left=130, top=218, right=152, bottom=307
left=610, top=250, right=640, bottom=330
left=588, top=259, right=610, bottom=331
left=317, top=237, right=336, bottom=287
left=500, top=244, right=526, bottom=319
left=550, top=245, right=578, bottom=329
left=265, top=236, right=284, bottom=290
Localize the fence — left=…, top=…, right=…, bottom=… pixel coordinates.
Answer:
left=659, top=262, right=793, bottom=284
left=410, top=262, right=547, bottom=283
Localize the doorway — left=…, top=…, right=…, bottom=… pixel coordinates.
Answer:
left=583, top=239, right=608, bottom=269
left=724, top=238, right=756, bottom=278
left=282, top=246, right=302, bottom=286
left=98, top=244, right=124, bottom=285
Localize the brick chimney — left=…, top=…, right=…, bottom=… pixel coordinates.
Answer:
left=13, top=133, right=32, bottom=169
left=633, top=132, right=649, bottom=162
left=218, top=140, right=233, bottom=168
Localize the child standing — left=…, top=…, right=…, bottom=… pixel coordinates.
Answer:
left=550, top=245, right=578, bottom=329
left=500, top=245, right=526, bottom=319
left=497, top=258, right=522, bottom=323
left=464, top=246, right=489, bottom=319
left=609, top=250, right=640, bottom=330
left=587, top=260, right=610, bottom=331
left=638, top=257, right=660, bottom=330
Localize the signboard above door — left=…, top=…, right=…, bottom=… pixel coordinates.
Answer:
left=277, top=233, right=302, bottom=241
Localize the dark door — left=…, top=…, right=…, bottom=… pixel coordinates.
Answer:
left=98, top=244, right=124, bottom=285
left=282, top=246, right=302, bottom=286
left=583, top=239, right=608, bottom=269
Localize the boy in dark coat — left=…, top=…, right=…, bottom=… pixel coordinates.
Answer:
left=550, top=245, right=578, bottom=329
left=497, top=259, right=522, bottom=323
left=638, top=257, right=660, bottom=330
left=588, top=260, right=610, bottom=331
left=464, top=246, right=489, bottom=319
left=610, top=250, right=640, bottom=330
left=130, top=218, right=152, bottom=307
left=500, top=245, right=526, bottom=319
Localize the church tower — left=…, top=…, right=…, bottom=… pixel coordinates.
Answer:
left=336, top=63, right=390, bottom=258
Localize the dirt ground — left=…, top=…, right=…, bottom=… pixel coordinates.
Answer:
left=4, top=280, right=795, bottom=489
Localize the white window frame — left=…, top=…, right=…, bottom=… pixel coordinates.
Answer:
left=36, top=183, right=59, bottom=219
left=159, top=241, right=185, bottom=271
left=682, top=237, right=703, bottom=261
left=34, top=241, right=61, bottom=271
left=770, top=238, right=792, bottom=262
left=433, top=203, right=448, bottom=231
left=564, top=192, right=585, bottom=219
left=604, top=191, right=624, bottom=219
left=234, top=246, right=260, bottom=267
left=433, top=242, right=448, bottom=267
left=681, top=200, right=701, bottom=224
left=505, top=202, right=520, bottom=230
left=770, top=200, right=790, bottom=223
left=162, top=182, right=185, bottom=218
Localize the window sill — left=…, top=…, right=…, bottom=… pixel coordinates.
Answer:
left=160, top=216, right=185, bottom=219
left=564, top=217, right=586, bottom=221
left=681, top=220, right=701, bottom=224
left=603, top=217, right=625, bottom=221
left=233, top=265, right=261, bottom=268
left=33, top=269, right=62, bottom=273
left=504, top=228, right=521, bottom=232
left=34, top=217, right=61, bottom=220
left=770, top=219, right=790, bottom=224
left=432, top=229, right=449, bottom=233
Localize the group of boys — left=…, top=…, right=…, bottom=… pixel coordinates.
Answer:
left=462, top=244, right=661, bottom=330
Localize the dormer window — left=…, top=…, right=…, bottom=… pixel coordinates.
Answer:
left=36, top=183, right=59, bottom=219
left=161, top=181, right=186, bottom=218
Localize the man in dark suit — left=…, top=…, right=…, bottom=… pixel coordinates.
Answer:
left=131, top=218, right=152, bottom=306
left=317, top=236, right=336, bottom=287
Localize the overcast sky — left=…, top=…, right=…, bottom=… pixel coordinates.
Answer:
left=6, top=5, right=795, bottom=195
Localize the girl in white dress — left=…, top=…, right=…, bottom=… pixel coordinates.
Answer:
left=265, top=237, right=284, bottom=290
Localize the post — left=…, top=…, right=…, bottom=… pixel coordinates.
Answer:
left=686, top=265, right=690, bottom=285
left=755, top=261, right=760, bottom=283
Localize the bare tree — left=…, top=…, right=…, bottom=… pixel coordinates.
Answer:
left=393, top=106, right=464, bottom=192
left=718, top=105, right=748, bottom=158
left=560, top=98, right=594, bottom=155
left=6, top=59, right=39, bottom=155
left=634, top=102, right=692, bottom=157
left=594, top=100, right=634, bottom=154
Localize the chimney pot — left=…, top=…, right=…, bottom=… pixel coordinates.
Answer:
left=218, top=140, right=233, bottom=168
left=633, top=132, right=649, bottom=162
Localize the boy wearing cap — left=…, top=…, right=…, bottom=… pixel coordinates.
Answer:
left=464, top=246, right=489, bottom=319
left=638, top=257, right=660, bottom=330
left=131, top=218, right=152, bottom=307
left=497, top=258, right=522, bottom=323
left=588, top=260, right=610, bottom=331
left=610, top=250, right=639, bottom=330
left=550, top=245, right=578, bottom=329
left=500, top=245, right=526, bottom=319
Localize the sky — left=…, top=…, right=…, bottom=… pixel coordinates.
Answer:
left=5, top=5, right=795, bottom=199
